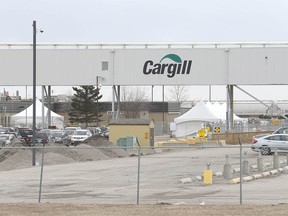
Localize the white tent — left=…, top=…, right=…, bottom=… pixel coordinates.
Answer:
left=174, top=101, right=222, bottom=137
left=205, top=101, right=226, bottom=120
left=206, top=101, right=242, bottom=120
left=10, top=99, right=64, bottom=129
left=173, top=101, right=241, bottom=138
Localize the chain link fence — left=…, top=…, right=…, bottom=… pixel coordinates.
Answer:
left=0, top=142, right=288, bottom=205
left=154, top=119, right=288, bottom=136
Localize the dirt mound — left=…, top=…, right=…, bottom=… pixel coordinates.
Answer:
left=0, top=138, right=129, bottom=171
left=83, top=137, right=130, bottom=158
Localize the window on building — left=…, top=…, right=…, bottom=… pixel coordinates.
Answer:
left=102, top=62, right=108, bottom=71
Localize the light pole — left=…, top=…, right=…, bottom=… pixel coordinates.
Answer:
left=32, top=21, right=43, bottom=166
left=32, top=20, right=37, bottom=166
left=25, top=86, right=27, bottom=127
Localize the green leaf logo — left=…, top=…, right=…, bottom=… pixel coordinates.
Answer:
left=160, top=54, right=182, bottom=63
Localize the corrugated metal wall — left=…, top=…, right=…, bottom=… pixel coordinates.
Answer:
left=109, top=125, right=150, bottom=146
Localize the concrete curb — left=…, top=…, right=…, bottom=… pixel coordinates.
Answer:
left=229, top=177, right=240, bottom=184
left=252, top=174, right=262, bottom=179
left=180, top=178, right=193, bottom=184
left=270, top=169, right=279, bottom=175
left=191, top=162, right=288, bottom=184
left=229, top=168, right=285, bottom=184
left=243, top=176, right=253, bottom=182
left=233, top=168, right=240, bottom=173
left=262, top=171, right=271, bottom=177
left=213, top=171, right=223, bottom=177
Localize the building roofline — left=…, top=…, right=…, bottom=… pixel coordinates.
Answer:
left=2, top=41, right=288, bottom=49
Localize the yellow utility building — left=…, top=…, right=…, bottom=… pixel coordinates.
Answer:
left=109, top=119, right=154, bottom=147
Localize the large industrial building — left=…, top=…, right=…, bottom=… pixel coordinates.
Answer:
left=1, top=90, right=287, bottom=135
left=2, top=41, right=288, bottom=133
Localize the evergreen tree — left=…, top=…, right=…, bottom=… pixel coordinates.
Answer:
left=69, top=85, right=102, bottom=127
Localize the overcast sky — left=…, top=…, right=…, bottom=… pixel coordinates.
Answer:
left=1, top=0, right=288, bottom=102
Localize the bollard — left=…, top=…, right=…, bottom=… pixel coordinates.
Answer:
left=203, top=162, right=213, bottom=185
left=257, top=152, right=264, bottom=172
left=243, top=151, right=250, bottom=175
left=273, top=150, right=280, bottom=169
left=223, top=154, right=232, bottom=179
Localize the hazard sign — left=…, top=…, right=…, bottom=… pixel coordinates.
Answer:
left=198, top=129, right=205, bottom=138
left=214, top=127, right=221, bottom=133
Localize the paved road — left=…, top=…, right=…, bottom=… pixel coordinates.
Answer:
left=0, top=145, right=287, bottom=205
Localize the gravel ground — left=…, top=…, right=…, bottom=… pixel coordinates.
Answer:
left=1, top=203, right=288, bottom=216
left=1, top=138, right=288, bottom=215
left=0, top=137, right=129, bottom=171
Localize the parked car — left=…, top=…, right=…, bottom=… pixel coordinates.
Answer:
left=0, top=137, right=5, bottom=146
left=65, top=130, right=75, bottom=144
left=99, top=127, right=109, bottom=139
left=251, top=133, right=288, bottom=155
left=64, top=126, right=81, bottom=132
left=0, top=127, right=17, bottom=138
left=40, top=129, right=52, bottom=141
left=71, top=129, right=92, bottom=145
left=87, top=127, right=101, bottom=136
left=0, top=134, right=13, bottom=146
left=50, top=130, right=63, bottom=142
left=18, top=129, right=33, bottom=144
left=253, top=126, right=288, bottom=139
left=50, top=130, right=70, bottom=146
left=34, top=132, right=49, bottom=144
left=0, top=127, right=15, bottom=134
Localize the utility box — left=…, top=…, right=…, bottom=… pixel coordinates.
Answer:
left=126, top=136, right=137, bottom=147
left=109, top=119, right=154, bottom=147
left=117, top=138, right=127, bottom=149
left=117, top=136, right=138, bottom=150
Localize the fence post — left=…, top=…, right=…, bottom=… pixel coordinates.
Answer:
left=136, top=138, right=141, bottom=205
left=38, top=144, right=45, bottom=203
left=238, top=138, right=243, bottom=205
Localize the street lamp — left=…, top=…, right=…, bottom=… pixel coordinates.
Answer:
left=32, top=20, right=43, bottom=166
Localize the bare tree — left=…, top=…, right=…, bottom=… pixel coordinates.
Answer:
left=120, top=86, right=148, bottom=118
left=167, top=85, right=190, bottom=102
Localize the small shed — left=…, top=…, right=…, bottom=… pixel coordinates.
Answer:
left=109, top=119, right=154, bottom=147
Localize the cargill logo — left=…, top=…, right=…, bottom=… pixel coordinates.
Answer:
left=143, top=54, right=192, bottom=78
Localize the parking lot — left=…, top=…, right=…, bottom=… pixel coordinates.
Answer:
left=0, top=144, right=288, bottom=205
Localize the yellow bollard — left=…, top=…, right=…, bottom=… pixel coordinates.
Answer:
left=203, top=162, right=213, bottom=185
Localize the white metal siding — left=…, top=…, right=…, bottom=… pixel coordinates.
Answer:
left=1, top=47, right=288, bottom=86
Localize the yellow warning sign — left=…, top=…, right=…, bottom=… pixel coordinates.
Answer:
left=198, top=129, right=205, bottom=138
left=214, top=127, right=221, bottom=133
left=272, top=119, right=281, bottom=125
